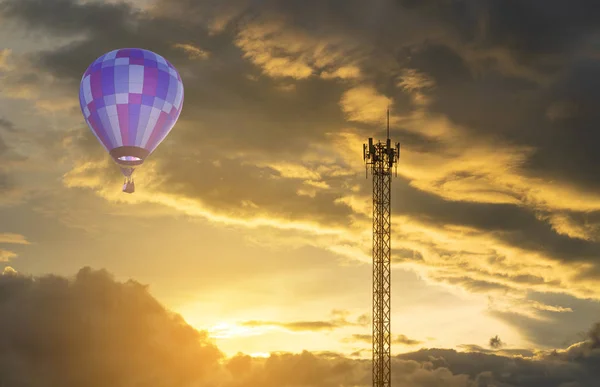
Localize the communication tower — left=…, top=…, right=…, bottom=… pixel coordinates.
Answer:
left=362, top=110, right=400, bottom=387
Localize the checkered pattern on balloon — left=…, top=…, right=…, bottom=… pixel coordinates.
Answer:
left=79, top=48, right=184, bottom=193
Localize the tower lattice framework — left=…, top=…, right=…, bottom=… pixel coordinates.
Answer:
left=363, top=111, right=399, bottom=387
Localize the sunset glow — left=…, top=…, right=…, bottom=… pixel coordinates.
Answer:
left=1, top=0, right=600, bottom=386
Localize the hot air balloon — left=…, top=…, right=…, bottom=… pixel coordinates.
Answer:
left=79, top=48, right=184, bottom=193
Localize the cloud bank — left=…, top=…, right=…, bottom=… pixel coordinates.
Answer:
left=0, top=268, right=597, bottom=387
left=3, top=0, right=600, bottom=351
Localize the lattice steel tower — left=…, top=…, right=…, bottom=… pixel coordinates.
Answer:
left=362, top=110, right=400, bottom=387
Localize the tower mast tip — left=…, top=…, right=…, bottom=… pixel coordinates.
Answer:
left=386, top=108, right=390, bottom=139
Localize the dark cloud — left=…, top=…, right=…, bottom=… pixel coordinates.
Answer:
left=0, top=267, right=223, bottom=386
left=1, top=0, right=361, bottom=230
left=0, top=0, right=134, bottom=37
left=154, top=148, right=355, bottom=228
left=400, top=346, right=600, bottom=387
left=457, top=344, right=534, bottom=358
left=393, top=0, right=600, bottom=75
left=590, top=323, right=600, bottom=349
left=522, top=60, right=600, bottom=192
left=0, top=117, right=31, bottom=205
left=0, top=171, right=15, bottom=195
left=394, top=334, right=423, bottom=346
left=0, top=117, right=14, bottom=132
left=470, top=1, right=600, bottom=68
left=1, top=0, right=348, bottom=156
left=390, top=1, right=600, bottom=197
left=0, top=133, right=8, bottom=156
left=0, top=128, right=20, bottom=201
left=0, top=118, right=15, bottom=158
left=0, top=267, right=599, bottom=387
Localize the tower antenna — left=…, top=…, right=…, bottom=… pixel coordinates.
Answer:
left=387, top=107, right=390, bottom=139
left=362, top=109, right=400, bottom=387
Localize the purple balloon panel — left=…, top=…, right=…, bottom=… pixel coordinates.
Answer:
left=79, top=48, right=184, bottom=156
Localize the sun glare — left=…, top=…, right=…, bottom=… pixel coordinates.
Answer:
left=208, top=322, right=271, bottom=339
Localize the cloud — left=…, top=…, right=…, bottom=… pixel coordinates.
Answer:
left=489, top=291, right=600, bottom=349
left=395, top=334, right=424, bottom=346
left=241, top=310, right=369, bottom=332
left=0, top=117, right=36, bottom=205
left=0, top=233, right=29, bottom=263
left=0, top=267, right=224, bottom=386
left=345, top=333, right=423, bottom=347
left=320, top=65, right=362, bottom=80
left=0, top=233, right=30, bottom=245
left=233, top=14, right=366, bottom=80
left=173, top=43, right=210, bottom=60
left=397, top=68, right=435, bottom=106
left=0, top=42, right=80, bottom=112
left=340, top=85, right=392, bottom=125
left=1, top=266, right=17, bottom=276
left=344, top=334, right=371, bottom=343
left=457, top=344, right=535, bottom=358
left=242, top=320, right=341, bottom=332
left=0, top=117, right=15, bottom=131
left=0, top=250, right=16, bottom=262
left=0, top=267, right=598, bottom=387
left=235, top=19, right=314, bottom=79
left=5, top=0, right=600, bottom=335
left=13, top=268, right=230, bottom=383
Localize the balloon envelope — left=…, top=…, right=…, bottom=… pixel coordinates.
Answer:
left=79, top=48, right=184, bottom=170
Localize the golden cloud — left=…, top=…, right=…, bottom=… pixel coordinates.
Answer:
left=235, top=20, right=314, bottom=79
left=542, top=212, right=600, bottom=242
left=1, top=266, right=17, bottom=275
left=320, top=65, right=362, bottom=80
left=60, top=117, right=600, bottom=307
left=238, top=310, right=368, bottom=333
left=235, top=16, right=363, bottom=80
left=394, top=334, right=423, bottom=346
left=62, top=158, right=350, bottom=238
left=173, top=43, right=210, bottom=60
left=390, top=215, right=600, bottom=302
left=0, top=233, right=29, bottom=263
left=397, top=68, right=435, bottom=106
left=0, top=233, right=29, bottom=244
left=0, top=249, right=16, bottom=262
left=339, top=85, right=392, bottom=125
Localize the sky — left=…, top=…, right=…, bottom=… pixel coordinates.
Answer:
left=1, top=0, right=600, bottom=386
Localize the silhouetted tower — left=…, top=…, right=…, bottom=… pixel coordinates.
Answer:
left=363, top=110, right=400, bottom=387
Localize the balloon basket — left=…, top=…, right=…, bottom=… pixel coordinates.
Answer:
left=123, top=179, right=135, bottom=194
